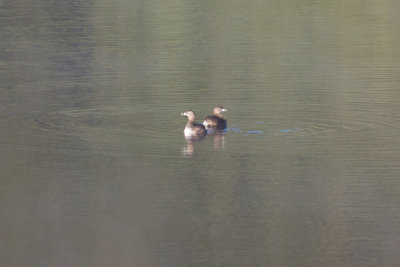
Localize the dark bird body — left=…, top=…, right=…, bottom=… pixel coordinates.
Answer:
left=203, top=105, right=227, bottom=130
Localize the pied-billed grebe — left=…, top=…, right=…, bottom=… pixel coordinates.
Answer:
left=181, top=110, right=207, bottom=138
left=203, top=105, right=227, bottom=129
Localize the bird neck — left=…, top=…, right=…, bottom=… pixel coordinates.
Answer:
left=215, top=113, right=225, bottom=119
left=186, top=120, right=194, bottom=127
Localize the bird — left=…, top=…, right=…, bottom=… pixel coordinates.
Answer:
left=181, top=110, right=207, bottom=138
left=203, top=105, right=227, bottom=129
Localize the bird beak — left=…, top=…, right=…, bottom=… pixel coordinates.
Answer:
left=181, top=112, right=186, bottom=116
left=222, top=108, right=227, bottom=112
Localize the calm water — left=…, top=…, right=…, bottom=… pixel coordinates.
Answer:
left=1, top=0, right=400, bottom=266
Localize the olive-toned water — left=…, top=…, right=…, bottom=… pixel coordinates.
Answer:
left=1, top=1, right=400, bottom=266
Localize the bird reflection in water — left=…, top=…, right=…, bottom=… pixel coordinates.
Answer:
left=181, top=130, right=226, bottom=158
left=209, top=128, right=226, bottom=150
left=181, top=138, right=196, bottom=157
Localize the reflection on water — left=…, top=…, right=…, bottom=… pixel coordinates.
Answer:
left=2, top=0, right=400, bottom=266
left=181, top=131, right=226, bottom=158
left=212, top=131, right=225, bottom=150
left=181, top=138, right=195, bottom=157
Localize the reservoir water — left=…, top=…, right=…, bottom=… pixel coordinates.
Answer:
left=1, top=1, right=400, bottom=266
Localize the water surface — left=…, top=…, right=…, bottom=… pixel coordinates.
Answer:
left=1, top=0, right=400, bottom=266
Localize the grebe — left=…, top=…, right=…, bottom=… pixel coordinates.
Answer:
left=203, top=105, right=227, bottom=129
left=181, top=110, right=207, bottom=138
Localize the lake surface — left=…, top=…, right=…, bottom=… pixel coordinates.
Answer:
left=1, top=0, right=400, bottom=266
